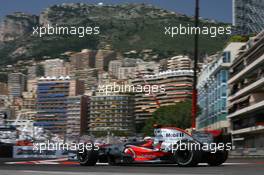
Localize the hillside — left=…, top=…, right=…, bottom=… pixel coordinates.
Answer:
left=0, top=3, right=231, bottom=65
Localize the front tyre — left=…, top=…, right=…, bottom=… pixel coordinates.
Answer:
left=78, top=144, right=99, bottom=166
left=207, top=150, right=228, bottom=166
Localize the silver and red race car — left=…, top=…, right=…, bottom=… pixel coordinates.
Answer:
left=78, top=126, right=230, bottom=167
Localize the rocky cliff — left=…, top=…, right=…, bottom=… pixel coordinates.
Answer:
left=0, top=12, right=38, bottom=42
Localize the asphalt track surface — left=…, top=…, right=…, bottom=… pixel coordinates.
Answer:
left=0, top=158, right=264, bottom=175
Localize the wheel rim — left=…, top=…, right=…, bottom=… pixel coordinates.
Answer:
left=79, top=149, right=88, bottom=163
left=177, top=150, right=193, bottom=165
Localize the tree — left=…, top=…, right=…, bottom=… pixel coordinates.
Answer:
left=142, top=100, right=199, bottom=135
left=0, top=73, right=8, bottom=83
left=36, top=64, right=45, bottom=77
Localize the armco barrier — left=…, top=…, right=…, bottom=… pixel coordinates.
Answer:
left=229, top=148, right=264, bottom=158
left=13, top=146, right=68, bottom=158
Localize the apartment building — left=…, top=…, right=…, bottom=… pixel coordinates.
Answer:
left=8, top=73, right=26, bottom=98
left=69, top=49, right=96, bottom=69
left=27, top=64, right=37, bottom=80
left=43, top=59, right=70, bottom=77
left=117, top=60, right=159, bottom=80
left=66, top=95, right=89, bottom=139
left=89, top=95, right=134, bottom=134
left=228, top=31, right=264, bottom=151
left=95, top=49, right=117, bottom=71
left=69, top=50, right=98, bottom=94
left=70, top=68, right=98, bottom=94
left=35, top=76, right=84, bottom=135
left=108, top=60, right=123, bottom=78
left=233, top=0, right=264, bottom=35
left=22, top=91, right=36, bottom=110
left=168, top=55, right=192, bottom=71
left=27, top=79, right=38, bottom=93
left=118, top=67, right=136, bottom=80
left=132, top=69, right=193, bottom=125
left=0, top=82, right=8, bottom=95
left=197, top=42, right=245, bottom=131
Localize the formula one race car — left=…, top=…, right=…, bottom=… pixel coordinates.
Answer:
left=78, top=126, right=230, bottom=167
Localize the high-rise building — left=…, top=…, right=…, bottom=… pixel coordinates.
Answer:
left=0, top=82, right=8, bottom=95
left=22, top=91, right=36, bottom=110
left=70, top=68, right=98, bottom=94
left=27, top=79, right=38, bottom=93
left=69, top=49, right=96, bottom=69
left=132, top=70, right=193, bottom=124
left=118, top=67, right=136, bottom=80
left=35, top=76, right=84, bottom=135
left=9, top=97, right=23, bottom=119
left=8, top=73, right=26, bottom=98
left=95, top=49, right=117, bottom=71
left=98, top=72, right=112, bottom=85
left=233, top=0, right=264, bottom=35
left=108, top=60, right=122, bottom=78
left=89, top=95, right=134, bottom=134
left=227, top=31, right=264, bottom=153
left=136, top=60, right=160, bottom=75
left=27, top=64, right=37, bottom=80
left=197, top=42, right=245, bottom=132
left=159, top=59, right=169, bottom=72
left=43, top=59, right=70, bottom=77
left=70, top=50, right=98, bottom=94
left=67, top=95, right=89, bottom=139
left=168, top=55, right=192, bottom=71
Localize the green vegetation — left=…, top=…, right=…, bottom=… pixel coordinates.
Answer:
left=91, top=130, right=130, bottom=137
left=36, top=64, right=45, bottom=77
left=91, top=131, right=108, bottom=137
left=111, top=18, right=229, bottom=56
left=0, top=4, right=230, bottom=66
left=31, top=35, right=99, bottom=59
left=229, top=35, right=249, bottom=42
left=0, top=73, right=8, bottom=83
left=142, top=100, right=200, bottom=135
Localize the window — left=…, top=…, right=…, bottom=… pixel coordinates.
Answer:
left=221, top=98, right=226, bottom=111
left=221, top=70, right=228, bottom=83
left=221, top=85, right=227, bottom=96
left=223, top=51, right=231, bottom=63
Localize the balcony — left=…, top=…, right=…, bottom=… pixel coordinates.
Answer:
left=229, top=75, right=264, bottom=100
left=229, top=54, right=264, bottom=84
left=228, top=99, right=264, bottom=118
left=232, top=125, right=264, bottom=135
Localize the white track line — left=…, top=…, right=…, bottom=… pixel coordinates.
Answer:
left=20, top=171, right=221, bottom=175
left=5, top=161, right=252, bottom=165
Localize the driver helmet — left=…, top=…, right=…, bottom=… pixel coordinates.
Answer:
left=143, top=136, right=153, bottom=141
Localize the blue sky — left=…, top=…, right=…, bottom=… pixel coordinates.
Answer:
left=0, top=0, right=232, bottom=23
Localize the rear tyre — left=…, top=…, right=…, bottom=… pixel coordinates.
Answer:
left=174, top=141, right=201, bottom=167
left=78, top=144, right=98, bottom=166
left=108, top=154, right=124, bottom=166
left=207, top=150, right=228, bottom=166
left=108, top=156, right=118, bottom=166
